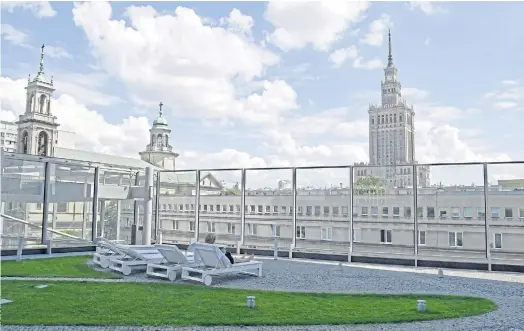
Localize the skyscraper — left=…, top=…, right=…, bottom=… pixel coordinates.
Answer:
left=357, top=30, right=429, bottom=188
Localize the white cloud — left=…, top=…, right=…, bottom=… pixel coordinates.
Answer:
left=219, top=8, right=254, bottom=39
left=424, top=37, right=431, bottom=47
left=45, top=45, right=72, bottom=59
left=330, top=45, right=383, bottom=70
left=1, top=24, right=30, bottom=47
left=55, top=72, right=123, bottom=107
left=483, top=81, right=523, bottom=111
left=353, top=57, right=384, bottom=70
left=359, top=14, right=392, bottom=47
left=407, top=1, right=447, bottom=15
left=72, top=2, right=292, bottom=126
left=264, top=1, right=371, bottom=51
left=1, top=1, right=56, bottom=18
left=329, top=46, right=358, bottom=68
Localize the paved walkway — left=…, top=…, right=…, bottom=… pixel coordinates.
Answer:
left=2, top=254, right=524, bottom=331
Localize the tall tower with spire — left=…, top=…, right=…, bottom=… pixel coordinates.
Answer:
left=139, top=102, right=179, bottom=170
left=366, top=31, right=429, bottom=187
left=16, top=44, right=59, bottom=157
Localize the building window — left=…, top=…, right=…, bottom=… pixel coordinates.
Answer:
left=404, top=207, right=412, bottom=218
left=265, top=205, right=271, bottom=214
left=361, top=207, right=368, bottom=216
left=493, top=233, right=502, bottom=249
left=207, top=222, right=215, bottom=233
left=382, top=207, right=389, bottom=216
left=477, top=207, right=485, bottom=218
left=464, top=207, right=473, bottom=218
left=333, top=206, right=339, bottom=216
left=341, top=206, right=348, bottom=216
left=314, top=206, right=321, bottom=216
left=306, top=206, right=312, bottom=216
left=393, top=207, right=400, bottom=217
left=257, top=205, right=263, bottom=213
left=296, top=226, right=306, bottom=239
left=371, top=206, right=378, bottom=216
left=353, top=228, right=361, bottom=242
left=229, top=205, right=234, bottom=212
left=250, top=205, right=255, bottom=213
left=203, top=204, right=208, bottom=212
left=180, top=204, right=184, bottom=211
left=380, top=229, right=392, bottom=244
left=519, top=208, right=524, bottom=218
left=451, top=207, right=460, bottom=218
left=236, top=205, right=240, bottom=213
left=282, top=206, right=287, bottom=214
left=297, top=206, right=303, bottom=215
left=448, top=232, right=463, bottom=247
left=321, top=227, right=333, bottom=241
left=491, top=207, right=500, bottom=218
left=247, top=224, right=257, bottom=235
left=504, top=208, right=513, bottom=218
left=418, top=230, right=426, bottom=245
left=273, top=205, right=279, bottom=213
left=323, top=206, right=330, bottom=216
left=37, top=131, right=48, bottom=156
left=185, top=204, right=190, bottom=211
left=227, top=223, right=235, bottom=235
left=427, top=207, right=435, bottom=218
left=439, top=208, right=448, bottom=218
left=57, top=202, right=67, bottom=213
left=36, top=203, right=42, bottom=210
left=191, top=204, right=195, bottom=211
left=189, top=221, right=195, bottom=232
left=172, top=220, right=178, bottom=230
left=271, top=224, right=280, bottom=237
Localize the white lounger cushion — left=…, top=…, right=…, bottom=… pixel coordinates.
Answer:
left=181, top=242, right=263, bottom=286
left=146, top=244, right=196, bottom=281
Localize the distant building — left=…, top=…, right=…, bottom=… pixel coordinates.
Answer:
left=0, top=121, right=17, bottom=153
left=354, top=31, right=430, bottom=188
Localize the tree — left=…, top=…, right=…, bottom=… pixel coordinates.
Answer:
left=354, top=176, right=386, bottom=195
left=223, top=187, right=240, bottom=195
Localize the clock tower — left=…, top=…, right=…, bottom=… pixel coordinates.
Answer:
left=381, top=31, right=401, bottom=107
left=16, top=44, right=59, bottom=157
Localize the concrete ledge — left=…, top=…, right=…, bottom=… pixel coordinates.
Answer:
left=1, top=245, right=96, bottom=256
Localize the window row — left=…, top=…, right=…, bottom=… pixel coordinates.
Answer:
left=158, top=203, right=524, bottom=220
left=162, top=220, right=505, bottom=250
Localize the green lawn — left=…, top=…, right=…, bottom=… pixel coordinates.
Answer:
left=1, top=256, right=121, bottom=279
left=1, top=280, right=496, bottom=326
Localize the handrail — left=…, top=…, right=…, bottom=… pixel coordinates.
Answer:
left=0, top=213, right=92, bottom=242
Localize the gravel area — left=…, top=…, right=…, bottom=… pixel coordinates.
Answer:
left=2, top=255, right=524, bottom=331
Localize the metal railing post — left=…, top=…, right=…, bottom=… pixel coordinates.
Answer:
left=291, top=167, right=297, bottom=256
left=91, top=166, right=100, bottom=242
left=413, top=164, right=419, bottom=267
left=42, top=162, right=51, bottom=251
left=240, top=168, right=246, bottom=247
left=195, top=170, right=201, bottom=242
left=349, top=166, right=354, bottom=262
left=483, top=163, right=491, bottom=271
left=154, top=172, right=161, bottom=242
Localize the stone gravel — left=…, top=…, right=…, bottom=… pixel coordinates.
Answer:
left=2, top=255, right=524, bottom=331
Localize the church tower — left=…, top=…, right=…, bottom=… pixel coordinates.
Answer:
left=139, top=102, right=179, bottom=170
left=16, top=44, right=59, bottom=157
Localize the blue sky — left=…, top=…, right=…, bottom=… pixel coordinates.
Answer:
left=1, top=1, right=523, bottom=184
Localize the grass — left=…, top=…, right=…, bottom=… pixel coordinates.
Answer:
left=1, top=280, right=496, bottom=326
left=0, top=256, right=121, bottom=279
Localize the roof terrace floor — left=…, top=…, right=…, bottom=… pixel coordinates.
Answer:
left=2, top=253, right=524, bottom=331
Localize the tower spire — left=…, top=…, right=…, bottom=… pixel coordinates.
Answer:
left=34, top=44, right=48, bottom=82
left=159, top=101, right=163, bottom=117
left=387, top=29, right=393, bottom=67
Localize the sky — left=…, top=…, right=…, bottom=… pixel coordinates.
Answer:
left=1, top=1, right=524, bottom=188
